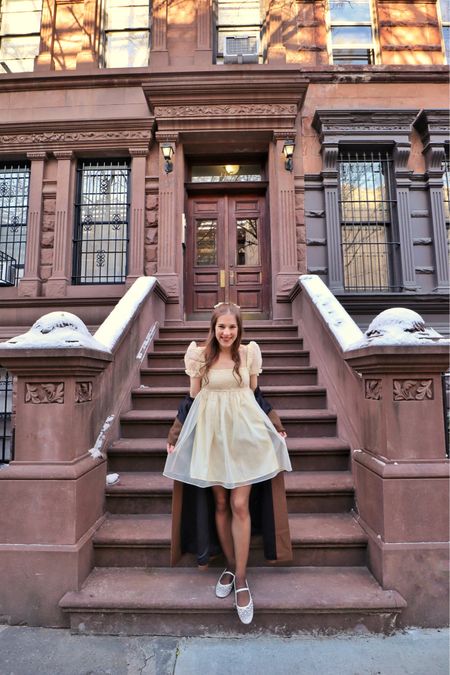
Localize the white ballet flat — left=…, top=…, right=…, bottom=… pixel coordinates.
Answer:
left=215, top=569, right=235, bottom=598
left=234, top=581, right=254, bottom=625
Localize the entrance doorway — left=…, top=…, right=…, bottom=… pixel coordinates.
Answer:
left=185, top=193, right=270, bottom=318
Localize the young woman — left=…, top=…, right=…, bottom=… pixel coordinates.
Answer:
left=164, top=302, right=292, bottom=625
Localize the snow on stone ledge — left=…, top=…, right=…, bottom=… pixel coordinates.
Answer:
left=299, top=275, right=363, bottom=351
left=349, top=307, right=448, bottom=349
left=0, top=311, right=110, bottom=352
left=94, top=276, right=157, bottom=352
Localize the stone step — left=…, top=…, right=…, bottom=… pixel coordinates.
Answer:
left=105, top=471, right=354, bottom=515
left=159, top=324, right=300, bottom=339
left=140, top=366, right=318, bottom=387
left=153, top=336, right=304, bottom=352
left=60, top=566, right=406, bottom=636
left=147, top=349, right=311, bottom=368
left=130, top=385, right=327, bottom=411
left=120, top=409, right=337, bottom=439
left=107, top=437, right=350, bottom=473
left=93, top=512, right=368, bottom=568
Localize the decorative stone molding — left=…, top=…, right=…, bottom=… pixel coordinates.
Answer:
left=155, top=131, right=179, bottom=144
left=75, top=382, right=93, bottom=403
left=129, top=147, right=149, bottom=157
left=25, top=382, right=64, bottom=404
left=393, top=379, right=433, bottom=401
left=365, top=379, right=382, bottom=400
left=273, top=129, right=297, bottom=141
left=155, top=104, right=298, bottom=118
left=312, top=110, right=418, bottom=142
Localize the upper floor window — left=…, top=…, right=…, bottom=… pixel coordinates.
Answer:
left=215, top=0, right=263, bottom=64
left=329, top=0, right=375, bottom=65
left=439, top=0, right=450, bottom=63
left=0, top=161, right=30, bottom=285
left=73, top=160, right=130, bottom=284
left=102, top=0, right=151, bottom=68
left=0, top=0, right=42, bottom=73
left=338, top=150, right=399, bottom=292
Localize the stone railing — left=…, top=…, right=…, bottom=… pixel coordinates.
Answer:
left=0, top=277, right=166, bottom=627
left=290, top=275, right=449, bottom=627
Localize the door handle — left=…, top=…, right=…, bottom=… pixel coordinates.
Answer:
left=219, top=270, right=226, bottom=288
left=229, top=270, right=235, bottom=286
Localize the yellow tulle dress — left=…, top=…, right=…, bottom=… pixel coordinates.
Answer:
left=163, top=341, right=292, bottom=489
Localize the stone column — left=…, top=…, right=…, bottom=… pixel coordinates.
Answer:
left=151, top=0, right=169, bottom=67
left=321, top=142, right=345, bottom=293
left=422, top=143, right=450, bottom=293
left=194, top=0, right=212, bottom=65
left=393, top=143, right=417, bottom=291
left=76, top=0, right=101, bottom=68
left=270, top=131, right=299, bottom=314
left=35, top=0, right=56, bottom=70
left=46, top=151, right=74, bottom=297
left=155, top=132, right=180, bottom=302
left=18, top=152, right=48, bottom=298
left=126, top=147, right=148, bottom=285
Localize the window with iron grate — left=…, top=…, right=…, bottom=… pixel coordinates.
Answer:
left=328, top=0, right=376, bottom=65
left=0, top=0, right=42, bottom=73
left=102, top=0, right=151, bottom=68
left=73, top=160, right=130, bottom=284
left=337, top=151, right=399, bottom=292
left=443, top=156, right=450, bottom=256
left=0, top=161, right=30, bottom=285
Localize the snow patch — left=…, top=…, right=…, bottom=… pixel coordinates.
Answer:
left=299, top=275, right=363, bottom=351
left=95, top=277, right=157, bottom=352
left=1, top=312, right=110, bottom=352
left=89, top=414, right=115, bottom=460
left=106, top=473, right=120, bottom=486
left=136, top=322, right=159, bottom=361
left=350, top=308, right=447, bottom=348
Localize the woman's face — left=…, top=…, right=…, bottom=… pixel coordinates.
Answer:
left=215, top=312, right=238, bottom=349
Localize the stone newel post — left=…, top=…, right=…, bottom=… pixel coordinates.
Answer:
left=344, top=311, right=449, bottom=626
left=0, top=314, right=112, bottom=626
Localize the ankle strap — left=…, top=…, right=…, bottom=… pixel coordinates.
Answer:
left=235, top=587, right=249, bottom=593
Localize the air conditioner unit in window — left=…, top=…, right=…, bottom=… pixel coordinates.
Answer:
left=223, top=35, right=259, bottom=64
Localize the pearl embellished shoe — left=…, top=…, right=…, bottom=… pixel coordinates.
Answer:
left=215, top=569, right=235, bottom=598
left=234, top=582, right=254, bottom=625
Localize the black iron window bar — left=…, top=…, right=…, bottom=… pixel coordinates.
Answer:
left=443, top=158, right=450, bottom=253
left=0, top=368, right=13, bottom=463
left=73, top=160, right=130, bottom=284
left=0, top=162, right=30, bottom=285
left=332, top=48, right=375, bottom=64
left=338, top=151, right=399, bottom=292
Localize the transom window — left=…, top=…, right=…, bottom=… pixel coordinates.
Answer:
left=329, top=0, right=375, bottom=65
left=0, top=0, right=42, bottom=73
left=0, top=161, right=30, bottom=285
left=102, top=0, right=151, bottom=68
left=338, top=151, right=398, bottom=292
left=439, top=0, right=450, bottom=63
left=215, top=0, right=263, bottom=64
left=73, top=160, right=130, bottom=284
left=191, top=164, right=262, bottom=183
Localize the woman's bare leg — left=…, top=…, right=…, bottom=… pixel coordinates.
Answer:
left=212, top=485, right=235, bottom=582
left=230, top=485, right=252, bottom=606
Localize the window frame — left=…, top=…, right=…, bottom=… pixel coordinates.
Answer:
left=213, top=0, right=264, bottom=64
left=438, top=0, right=450, bottom=65
left=327, top=0, right=378, bottom=66
left=0, top=0, right=43, bottom=73
left=72, top=158, right=131, bottom=285
left=101, top=0, right=152, bottom=69
left=0, top=160, right=31, bottom=285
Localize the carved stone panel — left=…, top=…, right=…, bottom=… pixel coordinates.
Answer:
left=75, top=382, right=93, bottom=403
left=25, top=383, right=64, bottom=404
left=365, top=379, right=382, bottom=400
left=393, top=379, right=434, bottom=401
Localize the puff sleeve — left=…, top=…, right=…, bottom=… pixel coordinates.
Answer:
left=184, top=341, right=205, bottom=378
left=248, top=340, right=263, bottom=375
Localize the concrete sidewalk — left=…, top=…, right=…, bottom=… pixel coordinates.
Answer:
left=0, top=625, right=448, bottom=675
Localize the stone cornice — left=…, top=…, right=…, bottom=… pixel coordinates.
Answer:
left=0, top=119, right=154, bottom=155
left=312, top=109, right=419, bottom=144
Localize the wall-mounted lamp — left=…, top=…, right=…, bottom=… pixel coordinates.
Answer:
left=161, top=144, right=174, bottom=173
left=282, top=139, right=295, bottom=172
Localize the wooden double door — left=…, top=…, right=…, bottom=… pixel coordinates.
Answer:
left=185, top=193, right=270, bottom=317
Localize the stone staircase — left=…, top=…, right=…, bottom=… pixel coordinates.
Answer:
left=60, top=322, right=406, bottom=635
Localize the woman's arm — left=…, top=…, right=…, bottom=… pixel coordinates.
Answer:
left=166, top=376, right=201, bottom=453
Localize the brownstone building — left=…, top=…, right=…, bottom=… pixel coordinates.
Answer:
left=0, top=0, right=448, bottom=633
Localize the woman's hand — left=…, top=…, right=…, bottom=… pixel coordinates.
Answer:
left=166, top=443, right=176, bottom=454
left=278, top=431, right=287, bottom=439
